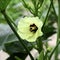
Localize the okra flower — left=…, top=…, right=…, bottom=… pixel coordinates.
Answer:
left=17, top=17, right=43, bottom=42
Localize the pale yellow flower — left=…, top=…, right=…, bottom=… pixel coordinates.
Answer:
left=17, top=17, right=43, bottom=42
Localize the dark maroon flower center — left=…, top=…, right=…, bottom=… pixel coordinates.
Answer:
left=30, top=24, right=38, bottom=33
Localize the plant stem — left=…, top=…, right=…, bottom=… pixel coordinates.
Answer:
left=43, top=51, right=48, bottom=60
left=58, top=0, right=60, bottom=41
left=31, top=0, right=38, bottom=16
left=49, top=40, right=60, bottom=60
left=42, top=0, right=52, bottom=29
left=38, top=0, right=44, bottom=9
left=36, top=37, right=43, bottom=53
left=21, top=0, right=34, bottom=15
left=51, top=0, right=58, bottom=20
left=6, top=13, right=17, bottom=28
left=1, top=10, right=34, bottom=60
left=55, top=0, right=60, bottom=60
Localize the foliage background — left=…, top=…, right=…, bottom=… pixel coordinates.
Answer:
left=0, top=0, right=60, bottom=60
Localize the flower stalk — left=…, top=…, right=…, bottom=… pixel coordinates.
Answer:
left=51, top=0, right=58, bottom=20
left=22, top=0, right=34, bottom=15
left=1, top=10, right=34, bottom=60
left=6, top=12, right=17, bottom=28
left=55, top=0, right=60, bottom=60
left=42, top=0, right=52, bottom=29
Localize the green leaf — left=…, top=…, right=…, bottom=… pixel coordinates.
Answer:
left=0, top=33, right=18, bottom=50
left=0, top=24, right=18, bottom=50
left=37, top=50, right=44, bottom=60
left=4, top=40, right=33, bottom=60
left=4, top=40, right=32, bottom=54
left=0, top=0, right=11, bottom=11
left=7, top=52, right=27, bottom=60
left=42, top=22, right=56, bottom=40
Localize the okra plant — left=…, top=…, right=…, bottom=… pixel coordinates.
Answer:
left=0, top=0, right=60, bottom=60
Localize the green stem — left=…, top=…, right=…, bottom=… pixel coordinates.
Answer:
left=51, top=0, right=58, bottom=21
left=49, top=40, right=60, bottom=60
left=42, top=0, right=52, bottom=29
left=43, top=51, right=48, bottom=60
left=6, top=12, right=17, bottom=28
left=36, top=37, right=43, bottom=53
left=1, top=10, right=34, bottom=60
left=21, top=0, right=34, bottom=15
left=38, top=0, right=44, bottom=9
left=34, top=1, right=38, bottom=16
left=55, top=0, right=60, bottom=60
left=31, top=0, right=38, bottom=16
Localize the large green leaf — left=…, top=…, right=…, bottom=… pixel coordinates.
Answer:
left=4, top=40, right=33, bottom=60
left=4, top=40, right=32, bottom=54
left=0, top=24, right=18, bottom=50
left=0, top=0, right=11, bottom=11
left=0, top=33, right=18, bottom=50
